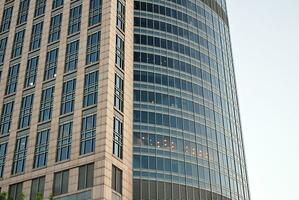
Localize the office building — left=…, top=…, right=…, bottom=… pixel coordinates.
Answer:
left=133, top=0, right=250, bottom=199
left=0, top=0, right=250, bottom=199
left=0, top=0, right=133, bottom=199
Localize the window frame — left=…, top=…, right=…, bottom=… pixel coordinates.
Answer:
left=39, top=86, right=55, bottom=122
left=115, top=35, right=124, bottom=69
left=60, top=79, right=76, bottom=115
left=48, top=13, right=62, bottom=43
left=56, top=121, right=72, bottom=162
left=86, top=32, right=100, bottom=65
left=83, top=70, right=99, bottom=107
left=68, top=5, right=82, bottom=35
left=64, top=40, right=79, bottom=73
left=113, top=117, right=123, bottom=159
left=12, top=136, right=28, bottom=175
left=80, top=114, right=96, bottom=155
left=112, top=165, right=122, bottom=194
left=78, top=163, right=94, bottom=190
left=0, top=101, right=14, bottom=135
left=114, top=74, right=124, bottom=112
left=33, top=129, right=50, bottom=168
left=18, top=94, right=34, bottom=129
left=24, top=56, right=39, bottom=88
left=53, top=170, right=69, bottom=196
left=5, top=63, right=20, bottom=95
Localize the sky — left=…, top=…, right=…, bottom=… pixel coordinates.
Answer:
left=226, top=0, right=299, bottom=199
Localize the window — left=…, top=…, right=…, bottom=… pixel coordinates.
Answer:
left=78, top=163, right=94, bottom=190
left=56, top=121, right=72, bottom=162
left=60, top=79, right=76, bottom=115
left=34, top=0, right=46, bottom=17
left=86, top=32, right=100, bottom=64
left=24, top=57, right=39, bottom=88
left=0, top=7, right=13, bottom=33
left=89, top=0, right=102, bottom=26
left=34, top=129, right=50, bottom=168
left=12, top=136, right=28, bottom=174
left=114, top=74, right=123, bottom=112
left=68, top=5, right=82, bottom=35
left=65, top=40, right=79, bottom=73
left=5, top=64, right=20, bottom=95
left=53, top=170, right=69, bottom=196
left=80, top=114, right=96, bottom=155
left=83, top=71, right=98, bottom=107
left=0, top=37, right=8, bottom=64
left=0, top=101, right=14, bottom=135
left=112, top=165, right=122, bottom=194
left=113, top=117, right=123, bottom=159
left=17, top=0, right=30, bottom=25
left=115, top=35, right=124, bottom=69
left=48, top=14, right=62, bottom=43
left=52, top=0, right=64, bottom=9
left=18, top=94, right=34, bottom=129
left=39, top=87, right=54, bottom=122
left=44, top=48, right=58, bottom=80
left=30, top=22, right=43, bottom=51
left=30, top=176, right=45, bottom=200
left=0, top=143, right=7, bottom=178
left=8, top=182, right=23, bottom=200
left=11, top=30, right=25, bottom=58
left=116, top=0, right=125, bottom=31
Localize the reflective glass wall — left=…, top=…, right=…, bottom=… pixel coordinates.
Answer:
left=133, top=0, right=250, bottom=199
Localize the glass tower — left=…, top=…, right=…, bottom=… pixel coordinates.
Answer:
left=133, top=0, right=250, bottom=200
left=0, top=0, right=133, bottom=199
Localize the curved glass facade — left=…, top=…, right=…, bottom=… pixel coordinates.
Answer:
left=133, top=0, right=250, bottom=199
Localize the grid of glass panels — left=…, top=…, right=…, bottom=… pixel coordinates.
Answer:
left=133, top=0, right=250, bottom=200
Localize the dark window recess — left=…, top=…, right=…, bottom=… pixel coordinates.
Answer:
left=0, top=7, right=13, bottom=32
left=68, top=5, right=82, bottom=35
left=33, top=129, right=50, bottom=168
left=12, top=136, right=28, bottom=174
left=30, top=176, right=45, bottom=199
left=34, top=0, right=46, bottom=17
left=17, top=0, right=30, bottom=25
left=112, top=165, right=122, bottom=194
left=116, top=0, right=125, bottom=31
left=39, top=87, right=55, bottom=122
left=114, top=74, right=123, bottom=112
left=5, top=64, right=20, bottom=95
left=30, top=22, right=43, bottom=51
left=0, top=101, right=14, bottom=135
left=60, top=79, right=76, bottom=115
left=24, top=56, right=39, bottom=88
left=80, top=114, right=96, bottom=155
left=0, top=143, right=7, bottom=178
left=89, top=0, right=102, bottom=26
left=48, top=14, right=62, bottom=43
left=86, top=32, right=100, bottom=64
left=11, top=30, right=25, bottom=58
left=0, top=37, right=8, bottom=64
left=115, top=35, right=124, bottom=69
left=56, top=121, right=72, bottom=162
left=78, top=163, right=94, bottom=190
left=53, top=170, right=69, bottom=196
left=18, top=94, right=34, bottom=129
left=52, top=0, right=64, bottom=9
left=113, top=117, right=123, bottom=159
left=65, top=40, right=79, bottom=73
left=44, top=48, right=59, bottom=81
left=8, top=182, right=23, bottom=200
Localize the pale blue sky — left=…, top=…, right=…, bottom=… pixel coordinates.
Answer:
left=227, top=0, right=299, bottom=199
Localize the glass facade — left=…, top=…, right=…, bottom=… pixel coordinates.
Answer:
left=133, top=0, right=250, bottom=200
